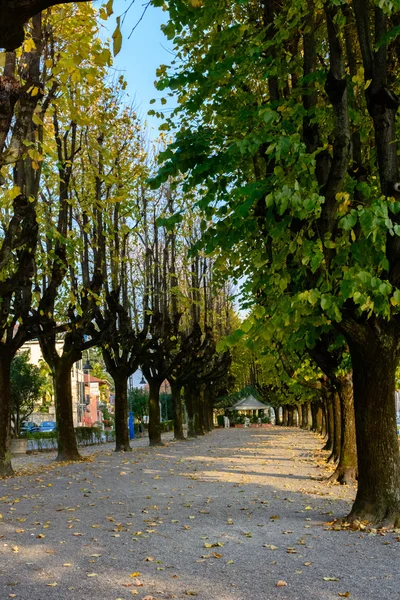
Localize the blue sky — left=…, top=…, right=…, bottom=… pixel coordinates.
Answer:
left=104, top=0, right=173, bottom=135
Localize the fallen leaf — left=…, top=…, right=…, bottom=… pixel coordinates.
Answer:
left=338, top=594, right=351, bottom=598
left=276, top=580, right=288, bottom=587
left=263, top=544, right=278, bottom=550
left=130, top=572, right=141, bottom=577
left=323, top=577, right=339, bottom=582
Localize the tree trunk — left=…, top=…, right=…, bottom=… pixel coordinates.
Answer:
left=274, top=406, right=281, bottom=426
left=329, top=373, right=357, bottom=484
left=287, top=406, right=294, bottom=427
left=0, top=352, right=13, bottom=476
left=306, top=402, right=312, bottom=429
left=345, top=324, right=400, bottom=526
left=310, top=402, right=317, bottom=431
left=193, top=389, right=204, bottom=436
left=170, top=380, right=185, bottom=440
left=282, top=405, right=288, bottom=426
left=114, top=374, right=131, bottom=452
left=321, top=400, right=327, bottom=438
left=316, top=403, right=323, bottom=435
left=54, top=360, right=81, bottom=461
left=148, top=379, right=162, bottom=446
left=298, top=404, right=304, bottom=428
left=328, top=390, right=341, bottom=463
left=203, top=385, right=213, bottom=432
left=323, top=391, right=334, bottom=451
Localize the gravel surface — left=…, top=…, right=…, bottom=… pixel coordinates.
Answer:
left=0, top=427, right=398, bottom=600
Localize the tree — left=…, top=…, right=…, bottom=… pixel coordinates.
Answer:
left=128, top=387, right=149, bottom=420
left=152, top=0, right=400, bottom=524
left=10, top=350, right=45, bottom=436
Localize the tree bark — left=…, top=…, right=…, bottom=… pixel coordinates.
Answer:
left=328, top=391, right=341, bottom=463
left=203, top=385, right=214, bottom=432
left=148, top=379, right=162, bottom=446
left=54, top=359, right=81, bottom=461
left=170, top=380, right=185, bottom=440
left=274, top=406, right=281, bottom=426
left=329, top=373, right=357, bottom=484
left=114, top=374, right=131, bottom=452
left=282, top=405, right=288, bottom=426
left=0, top=352, right=13, bottom=476
left=192, top=388, right=204, bottom=436
left=323, top=391, right=334, bottom=451
left=316, top=403, right=323, bottom=435
left=345, top=322, right=400, bottom=526
left=310, top=402, right=317, bottom=432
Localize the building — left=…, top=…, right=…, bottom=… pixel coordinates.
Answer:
left=82, top=374, right=110, bottom=427
left=21, top=339, right=85, bottom=426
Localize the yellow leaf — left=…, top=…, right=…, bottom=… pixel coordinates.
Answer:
left=47, top=583, right=57, bottom=587
left=276, top=580, right=288, bottom=587
left=130, top=572, right=141, bottom=577
left=23, top=38, right=36, bottom=52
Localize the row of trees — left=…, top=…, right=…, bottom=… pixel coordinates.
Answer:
left=151, top=0, right=400, bottom=526
left=0, top=5, right=237, bottom=475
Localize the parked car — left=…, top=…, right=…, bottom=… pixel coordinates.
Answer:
left=20, top=422, right=40, bottom=435
left=39, top=421, right=57, bottom=432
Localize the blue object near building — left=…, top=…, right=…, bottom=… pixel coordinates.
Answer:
left=128, top=411, right=135, bottom=440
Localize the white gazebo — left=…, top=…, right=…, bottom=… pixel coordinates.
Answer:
left=231, top=395, right=268, bottom=415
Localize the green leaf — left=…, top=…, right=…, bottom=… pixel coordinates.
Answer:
left=105, top=0, right=113, bottom=16
left=112, top=16, right=122, bottom=56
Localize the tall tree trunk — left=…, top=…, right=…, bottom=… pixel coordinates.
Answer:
left=170, top=380, right=185, bottom=440
left=306, top=402, right=312, bottom=429
left=298, top=404, right=304, bottom=428
left=0, top=352, right=13, bottom=476
left=203, top=385, right=213, bottom=432
left=114, top=374, right=131, bottom=452
left=310, top=402, right=317, bottom=431
left=193, top=389, right=204, bottom=436
left=328, top=391, right=341, bottom=463
left=287, top=406, right=294, bottom=427
left=54, top=360, right=81, bottom=461
left=316, top=403, right=323, bottom=435
left=282, top=405, right=288, bottom=426
left=329, top=373, right=357, bottom=484
left=345, top=323, right=400, bottom=526
left=323, top=391, right=334, bottom=451
left=274, top=406, right=281, bottom=426
left=148, top=379, right=162, bottom=446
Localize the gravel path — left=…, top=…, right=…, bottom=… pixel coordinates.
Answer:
left=0, top=427, right=398, bottom=600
